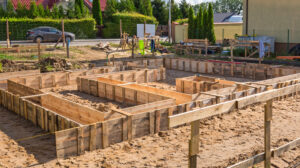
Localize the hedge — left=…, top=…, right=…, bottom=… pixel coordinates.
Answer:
left=175, top=18, right=188, bottom=25
left=0, top=18, right=96, bottom=40
left=102, top=12, right=158, bottom=38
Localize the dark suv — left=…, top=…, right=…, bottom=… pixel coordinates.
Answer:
left=26, top=26, right=75, bottom=43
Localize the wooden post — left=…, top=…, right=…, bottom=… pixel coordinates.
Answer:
left=205, top=39, right=208, bottom=56
left=120, top=19, right=122, bottom=38
left=37, top=38, right=41, bottom=61
left=189, top=120, right=200, bottom=168
left=62, top=19, right=65, bottom=48
left=66, top=39, right=70, bottom=58
left=264, top=99, right=272, bottom=168
left=6, top=19, right=10, bottom=48
left=144, top=21, right=146, bottom=38
left=230, top=43, right=234, bottom=62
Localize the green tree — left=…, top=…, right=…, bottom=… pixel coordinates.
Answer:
left=58, top=5, right=64, bottom=18
left=197, top=6, right=204, bottom=39
left=132, top=0, right=139, bottom=10
left=170, top=0, right=181, bottom=21
left=139, top=0, right=152, bottom=16
left=188, top=6, right=194, bottom=39
left=45, top=6, right=51, bottom=17
left=66, top=1, right=75, bottom=18
left=37, top=4, right=45, bottom=17
left=29, top=1, right=39, bottom=18
left=105, top=0, right=118, bottom=18
left=0, top=6, right=5, bottom=17
left=152, top=0, right=168, bottom=25
left=207, top=3, right=215, bottom=43
left=75, top=4, right=82, bottom=18
left=6, top=0, right=15, bottom=17
left=120, top=0, right=135, bottom=12
left=16, top=1, right=25, bottom=17
left=202, top=8, right=208, bottom=38
left=75, top=0, right=85, bottom=14
left=92, top=0, right=103, bottom=25
left=52, top=4, right=59, bottom=18
left=179, top=0, right=189, bottom=18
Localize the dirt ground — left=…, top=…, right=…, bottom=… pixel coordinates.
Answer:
left=0, top=95, right=300, bottom=167
left=42, top=85, right=130, bottom=113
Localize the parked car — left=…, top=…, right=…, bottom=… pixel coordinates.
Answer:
left=26, top=26, right=75, bottom=43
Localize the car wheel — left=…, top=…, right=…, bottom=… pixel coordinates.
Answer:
left=65, top=36, right=71, bottom=43
left=35, top=37, right=43, bottom=43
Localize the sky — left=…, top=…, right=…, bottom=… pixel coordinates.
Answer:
left=173, top=0, right=215, bottom=5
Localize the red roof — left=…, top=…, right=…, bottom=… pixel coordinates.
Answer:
left=84, top=0, right=106, bottom=11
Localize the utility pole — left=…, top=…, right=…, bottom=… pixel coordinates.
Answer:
left=168, top=0, right=172, bottom=43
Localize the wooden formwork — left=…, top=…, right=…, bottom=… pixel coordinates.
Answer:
left=0, top=69, right=40, bottom=89
left=164, top=58, right=300, bottom=80
left=0, top=89, right=81, bottom=133
left=3, top=57, right=300, bottom=160
left=176, top=75, right=236, bottom=94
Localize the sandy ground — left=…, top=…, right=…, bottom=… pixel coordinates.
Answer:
left=42, top=85, right=130, bottom=113
left=0, top=95, right=300, bottom=167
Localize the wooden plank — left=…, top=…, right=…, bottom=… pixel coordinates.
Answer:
left=149, top=111, right=155, bottom=134
left=127, top=116, right=132, bottom=140
left=102, top=121, right=109, bottom=148
left=77, top=127, right=84, bottom=155
left=264, top=100, right=272, bottom=168
left=89, top=124, right=96, bottom=151
left=272, top=138, right=300, bottom=157
left=122, top=117, right=128, bottom=141
left=189, top=120, right=199, bottom=168
left=169, top=100, right=236, bottom=127
left=155, top=110, right=161, bottom=133
left=227, top=153, right=265, bottom=168
left=237, top=84, right=299, bottom=109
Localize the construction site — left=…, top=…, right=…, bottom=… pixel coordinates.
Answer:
left=0, top=0, right=299, bottom=167
left=0, top=47, right=299, bottom=167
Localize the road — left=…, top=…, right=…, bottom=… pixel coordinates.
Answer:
left=0, top=39, right=121, bottom=47
left=0, top=37, right=169, bottom=47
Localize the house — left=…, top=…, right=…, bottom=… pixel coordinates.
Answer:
left=243, top=0, right=300, bottom=52
left=214, top=12, right=243, bottom=23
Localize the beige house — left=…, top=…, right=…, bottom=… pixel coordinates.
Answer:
left=243, top=0, right=300, bottom=52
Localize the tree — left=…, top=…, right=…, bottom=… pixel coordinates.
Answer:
left=170, top=0, right=181, bottom=21
left=75, top=4, right=82, bottom=18
left=213, top=0, right=242, bottom=14
left=105, top=0, right=118, bottom=18
left=187, top=6, right=194, bottom=39
left=66, top=1, right=75, bottom=18
left=6, top=0, right=15, bottom=17
left=139, top=0, right=152, bottom=16
left=119, top=0, right=135, bottom=12
left=75, top=0, right=85, bottom=14
left=207, top=3, right=215, bottom=43
left=197, top=6, right=204, bottom=39
left=29, top=1, right=39, bottom=18
left=132, top=0, right=139, bottom=10
left=45, top=6, right=51, bottom=17
left=58, top=5, right=64, bottom=18
left=152, top=0, right=168, bottom=25
left=0, top=6, right=5, bottom=17
left=202, top=8, right=208, bottom=38
left=16, top=1, right=26, bottom=17
left=179, top=0, right=189, bottom=19
left=51, top=4, right=59, bottom=18
left=92, top=0, right=103, bottom=25
left=37, top=4, right=45, bottom=17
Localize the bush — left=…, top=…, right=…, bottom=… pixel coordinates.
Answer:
left=102, top=12, right=158, bottom=38
left=0, top=18, right=96, bottom=40
left=175, top=18, right=188, bottom=25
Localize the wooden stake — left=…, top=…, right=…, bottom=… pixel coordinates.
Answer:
left=62, top=19, right=65, bottom=48
left=189, top=120, right=199, bottom=168
left=37, top=38, right=41, bottom=61
left=120, top=19, right=122, bottom=38
left=264, top=99, right=272, bottom=168
left=6, top=19, right=10, bottom=48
